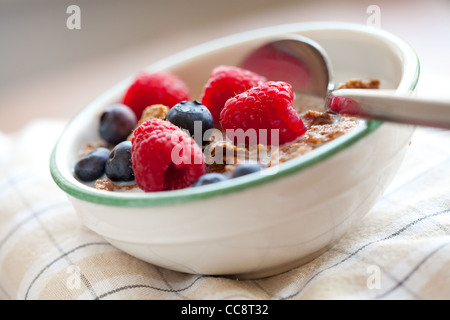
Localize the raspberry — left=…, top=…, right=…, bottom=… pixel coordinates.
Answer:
left=131, top=119, right=206, bottom=192
left=200, top=65, right=266, bottom=125
left=328, top=96, right=368, bottom=117
left=220, top=81, right=306, bottom=146
left=122, top=71, right=190, bottom=119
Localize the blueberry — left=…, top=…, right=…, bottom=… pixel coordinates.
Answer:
left=74, top=147, right=111, bottom=182
left=191, top=173, right=229, bottom=187
left=99, top=104, right=137, bottom=145
left=165, top=100, right=214, bottom=145
left=105, top=141, right=134, bottom=182
left=231, top=163, right=263, bottom=178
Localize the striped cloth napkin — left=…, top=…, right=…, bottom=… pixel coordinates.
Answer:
left=0, top=118, right=449, bottom=300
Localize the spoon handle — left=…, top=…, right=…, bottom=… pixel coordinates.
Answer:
left=328, top=89, right=450, bottom=129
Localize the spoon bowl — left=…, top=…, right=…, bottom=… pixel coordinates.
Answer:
left=240, top=35, right=334, bottom=99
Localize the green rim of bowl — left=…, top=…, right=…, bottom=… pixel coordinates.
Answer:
left=49, top=22, right=420, bottom=207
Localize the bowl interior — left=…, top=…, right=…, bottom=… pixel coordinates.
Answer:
left=50, top=22, right=419, bottom=207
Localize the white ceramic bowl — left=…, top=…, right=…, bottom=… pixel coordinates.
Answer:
left=50, top=22, right=419, bottom=279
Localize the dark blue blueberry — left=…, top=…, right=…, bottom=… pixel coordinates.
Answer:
left=74, top=147, right=111, bottom=182
left=191, top=173, right=229, bottom=187
left=99, top=104, right=137, bottom=145
left=105, top=141, right=134, bottom=182
left=231, top=162, right=263, bottom=178
left=165, top=100, right=214, bottom=145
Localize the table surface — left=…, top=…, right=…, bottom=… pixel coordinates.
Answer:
left=0, top=0, right=449, bottom=133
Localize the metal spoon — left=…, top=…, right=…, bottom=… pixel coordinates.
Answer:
left=240, top=36, right=450, bottom=129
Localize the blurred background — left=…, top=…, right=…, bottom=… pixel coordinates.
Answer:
left=1, top=0, right=449, bottom=133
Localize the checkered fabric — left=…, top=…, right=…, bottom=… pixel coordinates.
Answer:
left=1, top=119, right=449, bottom=300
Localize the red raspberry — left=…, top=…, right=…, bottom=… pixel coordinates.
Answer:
left=328, top=96, right=368, bottom=117
left=220, top=81, right=306, bottom=146
left=200, top=65, right=266, bottom=125
left=131, top=119, right=206, bottom=192
left=122, top=71, right=190, bottom=119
